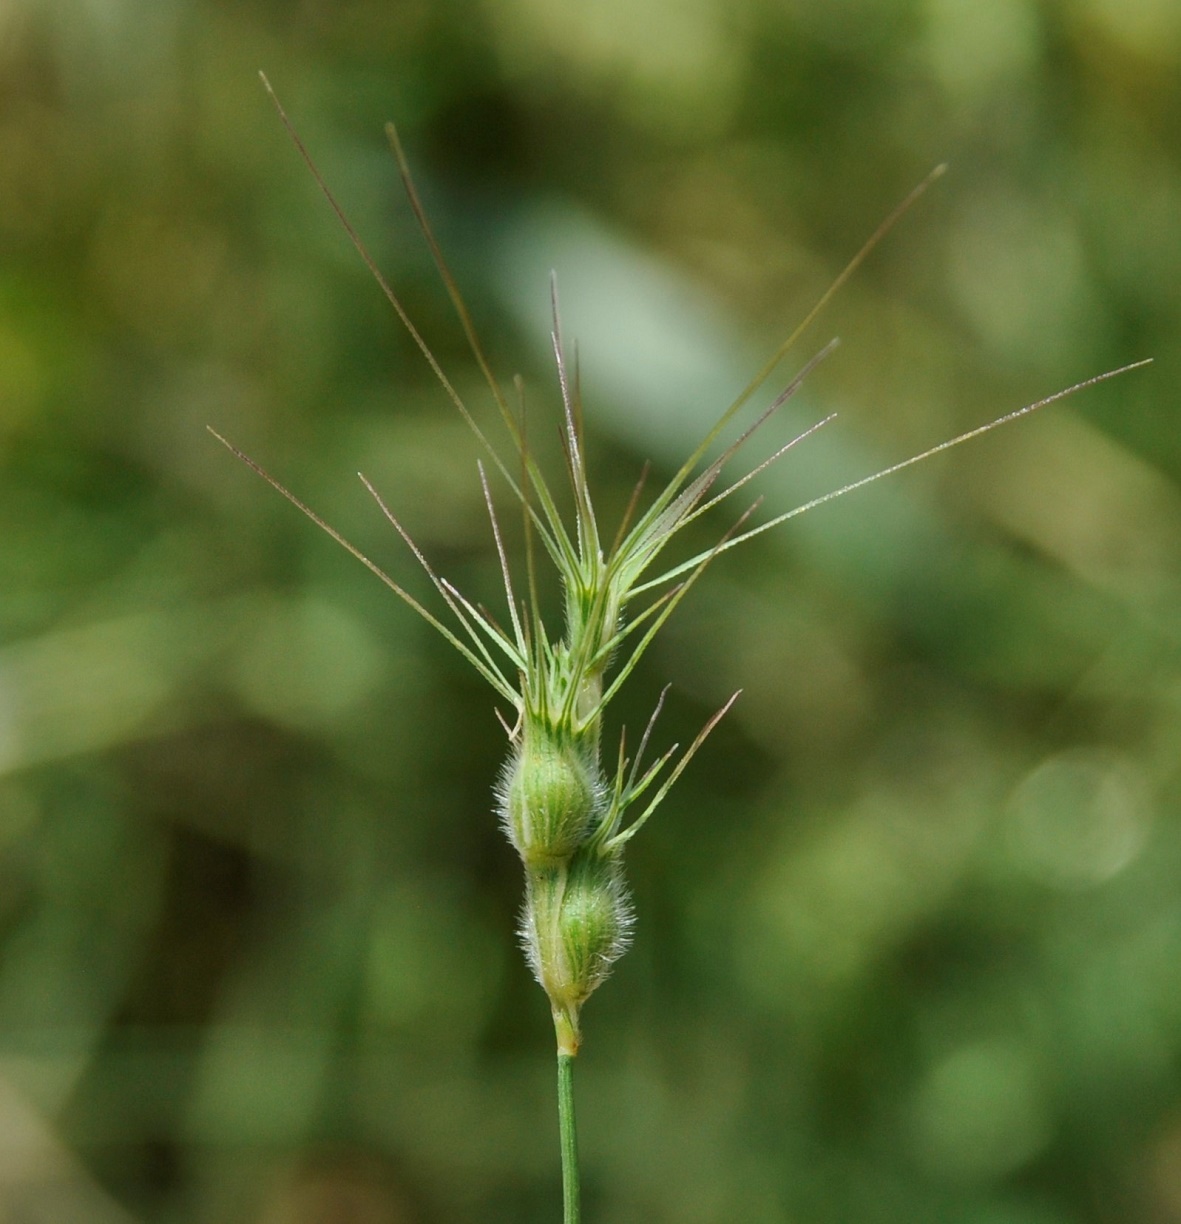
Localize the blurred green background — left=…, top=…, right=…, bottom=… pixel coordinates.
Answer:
left=2, top=0, right=1179, bottom=1221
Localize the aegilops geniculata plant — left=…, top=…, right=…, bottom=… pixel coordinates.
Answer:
left=212, top=75, right=1150, bottom=1224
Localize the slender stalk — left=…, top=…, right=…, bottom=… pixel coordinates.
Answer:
left=558, top=1052, right=581, bottom=1224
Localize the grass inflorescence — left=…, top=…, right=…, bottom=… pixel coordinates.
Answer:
left=211, top=74, right=1151, bottom=1223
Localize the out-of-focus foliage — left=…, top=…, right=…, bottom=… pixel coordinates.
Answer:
left=1, top=0, right=1179, bottom=1220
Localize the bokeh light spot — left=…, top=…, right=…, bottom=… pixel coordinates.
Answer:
left=231, top=594, right=388, bottom=732
left=910, top=1040, right=1051, bottom=1182
left=924, top=0, right=1041, bottom=96
left=946, top=193, right=1100, bottom=365
left=1005, top=749, right=1153, bottom=890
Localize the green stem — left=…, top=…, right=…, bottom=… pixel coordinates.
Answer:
left=558, top=1051, right=581, bottom=1224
